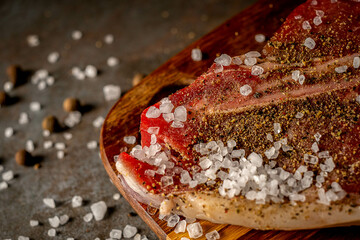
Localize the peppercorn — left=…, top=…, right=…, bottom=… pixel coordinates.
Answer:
left=42, top=115, right=60, bottom=133
left=0, top=91, right=9, bottom=106
left=63, top=97, right=81, bottom=112
left=15, top=149, right=32, bottom=166
left=6, top=64, right=22, bottom=86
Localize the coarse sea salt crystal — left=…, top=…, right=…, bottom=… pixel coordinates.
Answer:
left=72, top=30, right=82, bottom=40
left=171, top=121, right=184, bottom=128
left=266, top=133, right=273, bottom=142
left=175, top=220, right=187, bottom=233
left=214, top=63, right=223, bottom=73
left=30, top=101, right=41, bottom=111
left=248, top=152, right=262, bottom=167
left=146, top=106, right=161, bottom=118
left=124, top=136, right=136, bottom=144
left=292, top=70, right=300, bottom=81
left=93, top=116, right=104, bottom=128
left=60, top=214, right=69, bottom=225
left=123, top=225, right=137, bottom=238
left=160, top=102, right=174, bottom=114
left=147, top=127, right=160, bottom=135
left=232, top=56, right=242, bottom=65
left=255, top=34, right=265, bottom=43
left=85, top=65, right=97, bottom=78
left=91, top=201, right=107, bottom=221
left=87, top=140, right=98, bottom=149
left=48, top=228, right=56, bottom=237
left=245, top=51, right=261, bottom=58
left=19, top=112, right=29, bottom=125
left=356, top=95, right=360, bottom=104
left=72, top=195, right=83, bottom=207
left=48, top=52, right=60, bottom=63
left=167, top=214, right=180, bottom=227
left=2, top=170, right=14, bottom=181
left=30, top=220, right=39, bottom=227
left=251, top=66, right=264, bottom=76
left=311, top=142, right=319, bottom=153
left=274, top=123, right=281, bottom=134
left=335, top=65, right=347, bottom=73
left=298, top=75, right=305, bottom=85
left=304, top=154, right=318, bottom=164
left=43, top=198, right=56, bottom=208
left=103, top=84, right=121, bottom=101
left=191, top=48, right=202, bottom=61
left=161, top=176, right=174, bottom=187
left=174, top=106, right=187, bottom=122
left=302, top=21, right=311, bottom=30
left=83, top=213, right=93, bottom=222
left=295, top=112, right=304, bottom=118
left=104, top=34, right=114, bottom=44
left=354, top=57, right=360, bottom=68
left=304, top=37, right=316, bottom=49
left=244, top=57, right=257, bottom=66
left=214, top=54, right=231, bottom=66
left=4, top=127, right=14, bottom=138
left=107, top=57, right=119, bottom=67
left=205, top=230, right=220, bottom=240
left=240, top=84, right=252, bottom=96
left=180, top=170, right=191, bottom=184
left=110, top=229, right=122, bottom=239
left=187, top=222, right=203, bottom=238
left=0, top=181, right=8, bottom=190
left=48, top=216, right=60, bottom=228
left=313, top=16, right=322, bottom=25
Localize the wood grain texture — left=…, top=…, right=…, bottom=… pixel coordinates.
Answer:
left=100, top=0, right=360, bottom=239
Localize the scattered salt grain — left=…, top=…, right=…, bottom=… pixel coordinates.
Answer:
left=38, top=80, right=46, bottom=90
left=245, top=51, right=261, bottom=58
left=123, top=225, right=137, bottom=238
left=167, top=214, right=180, bottom=227
left=4, top=127, right=14, bottom=138
left=87, top=140, right=98, bottom=149
left=83, top=213, right=93, bottom=222
left=171, top=121, right=184, bottom=128
left=214, top=63, right=224, bottom=73
left=44, top=140, right=53, bottom=149
left=124, top=136, right=136, bottom=144
left=55, top=142, right=66, bottom=150
left=240, top=84, right=252, bottom=96
left=25, top=140, right=35, bottom=152
left=2, top=170, right=14, bottom=181
left=313, top=16, right=322, bottom=26
left=104, top=34, right=114, bottom=44
left=19, top=112, right=29, bottom=125
left=304, top=37, right=316, bottom=49
left=43, top=198, right=56, bottom=208
left=85, top=65, right=97, bottom=78
left=314, top=132, right=321, bottom=142
left=214, top=54, right=231, bottom=66
left=160, top=102, right=174, bottom=114
left=27, top=35, right=40, bottom=47
left=91, top=201, right=107, bottom=221
left=48, top=52, right=60, bottom=63
left=205, top=230, right=220, bottom=240
left=72, top=30, right=82, bottom=40
left=191, top=48, right=202, bottom=61
left=48, top=216, right=60, bottom=228
left=60, top=214, right=69, bottom=225
left=113, top=193, right=121, bottom=200
left=232, top=56, right=242, bottom=65
left=63, top=133, right=73, bottom=140
left=0, top=181, right=8, bottom=190
left=248, top=152, right=263, bottom=167
left=110, top=229, right=122, bottom=239
left=147, top=127, right=160, bottom=135
left=295, top=112, right=304, bottom=119
left=161, top=176, right=174, bottom=187
left=134, top=234, right=141, bottom=240
left=48, top=228, right=56, bottom=237
left=255, top=34, right=265, bottom=43
left=47, top=75, right=55, bottom=85
left=187, top=222, right=203, bottom=238
left=174, top=106, right=187, bottom=122
left=244, top=57, right=257, bottom=66
left=93, top=116, right=105, bottom=128
left=335, top=65, right=347, bottom=73
left=43, top=130, right=50, bottom=137
left=64, top=111, right=82, bottom=128
left=71, top=67, right=85, bottom=80
left=146, top=106, right=161, bottom=118
left=18, top=236, right=30, bottom=240
left=107, top=57, right=119, bottom=67
left=251, top=66, right=264, bottom=76
left=57, top=150, right=65, bottom=159
left=163, top=113, right=175, bottom=122
left=311, top=142, right=319, bottom=153
left=354, top=57, right=360, bottom=69
left=30, top=220, right=39, bottom=227
left=292, top=70, right=300, bottom=81
left=266, top=133, right=273, bottom=142
left=273, top=123, right=281, bottom=134
left=298, top=75, right=305, bottom=85
left=302, top=21, right=311, bottom=30
left=174, top=220, right=186, bottom=233
left=304, top=154, right=318, bottom=164
left=29, top=101, right=41, bottom=111
left=4, top=81, right=13, bottom=92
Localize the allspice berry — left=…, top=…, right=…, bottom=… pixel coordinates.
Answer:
left=15, top=149, right=32, bottom=166
left=63, top=97, right=81, bottom=112
left=132, top=73, right=145, bottom=87
left=42, top=115, right=60, bottom=133
left=0, top=91, right=9, bottom=106
left=6, top=64, right=22, bottom=86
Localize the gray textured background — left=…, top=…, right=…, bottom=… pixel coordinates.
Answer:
left=0, top=0, right=255, bottom=239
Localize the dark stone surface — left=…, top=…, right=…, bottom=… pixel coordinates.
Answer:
left=0, top=0, right=256, bottom=239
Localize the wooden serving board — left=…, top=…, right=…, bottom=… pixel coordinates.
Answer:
left=100, top=0, right=360, bottom=239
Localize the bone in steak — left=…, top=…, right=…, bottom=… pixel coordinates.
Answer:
left=115, top=0, right=360, bottom=230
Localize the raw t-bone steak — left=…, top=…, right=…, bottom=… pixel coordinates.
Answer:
left=116, top=0, right=360, bottom=230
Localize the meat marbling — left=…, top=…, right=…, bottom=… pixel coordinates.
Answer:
left=116, top=0, right=360, bottom=230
